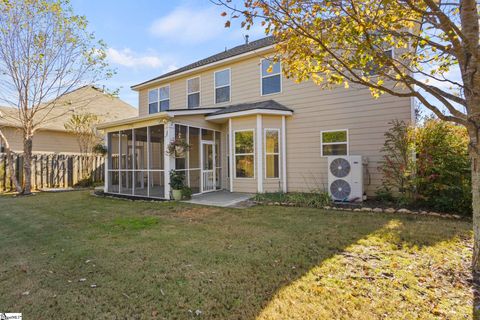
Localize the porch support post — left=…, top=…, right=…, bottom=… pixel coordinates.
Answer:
left=229, top=118, right=233, bottom=192
left=104, top=132, right=109, bottom=193
left=281, top=115, right=287, bottom=193
left=257, top=114, right=263, bottom=193
left=164, top=121, right=175, bottom=199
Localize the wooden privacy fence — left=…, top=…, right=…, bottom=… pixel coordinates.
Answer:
left=0, top=154, right=105, bottom=192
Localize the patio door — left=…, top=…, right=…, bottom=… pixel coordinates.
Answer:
left=201, top=141, right=216, bottom=192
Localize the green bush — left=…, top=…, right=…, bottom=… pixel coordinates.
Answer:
left=414, top=119, right=471, bottom=215
left=254, top=191, right=332, bottom=208
left=378, top=118, right=471, bottom=215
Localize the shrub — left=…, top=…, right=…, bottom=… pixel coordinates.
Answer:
left=378, top=118, right=471, bottom=215
left=181, top=186, right=192, bottom=200
left=254, top=191, right=331, bottom=208
left=414, top=118, right=471, bottom=215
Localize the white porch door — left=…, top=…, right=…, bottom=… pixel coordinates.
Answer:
left=201, top=141, right=216, bottom=192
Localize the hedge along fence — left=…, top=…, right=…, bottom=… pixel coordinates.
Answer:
left=0, top=153, right=105, bottom=192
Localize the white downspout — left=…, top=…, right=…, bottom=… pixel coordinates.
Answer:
left=282, top=116, right=287, bottom=193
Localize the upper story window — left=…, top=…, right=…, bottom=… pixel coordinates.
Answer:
left=321, top=130, right=348, bottom=156
left=261, top=59, right=281, bottom=95
left=187, top=77, right=200, bottom=109
left=214, top=69, right=230, bottom=104
left=148, top=86, right=170, bottom=114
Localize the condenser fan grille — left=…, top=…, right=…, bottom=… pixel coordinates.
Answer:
left=330, top=179, right=351, bottom=199
left=329, top=158, right=351, bottom=178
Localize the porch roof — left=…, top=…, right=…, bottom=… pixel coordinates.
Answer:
left=205, top=100, right=293, bottom=121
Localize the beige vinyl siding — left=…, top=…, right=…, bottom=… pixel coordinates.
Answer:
left=136, top=50, right=412, bottom=195
left=3, top=126, right=82, bottom=154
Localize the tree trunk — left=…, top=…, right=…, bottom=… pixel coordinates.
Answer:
left=22, top=134, right=33, bottom=194
left=0, top=129, right=22, bottom=193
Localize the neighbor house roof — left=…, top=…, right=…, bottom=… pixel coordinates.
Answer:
left=132, top=36, right=276, bottom=90
left=0, top=86, right=137, bottom=132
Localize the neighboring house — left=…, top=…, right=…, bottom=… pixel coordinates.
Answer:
left=98, top=36, right=413, bottom=199
left=0, top=86, right=137, bottom=154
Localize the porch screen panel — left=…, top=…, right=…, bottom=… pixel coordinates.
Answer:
left=107, top=132, right=120, bottom=193
left=149, top=125, right=165, bottom=198
left=134, top=127, right=148, bottom=196
left=119, top=130, right=133, bottom=195
left=188, top=127, right=200, bottom=194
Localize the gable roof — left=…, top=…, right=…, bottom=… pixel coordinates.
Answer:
left=208, top=100, right=292, bottom=116
left=0, top=86, right=137, bottom=132
left=132, top=36, right=276, bottom=89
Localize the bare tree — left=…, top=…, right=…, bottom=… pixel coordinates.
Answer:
left=0, top=0, right=111, bottom=194
left=64, top=112, right=102, bottom=182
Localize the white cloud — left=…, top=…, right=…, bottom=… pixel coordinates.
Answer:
left=149, top=6, right=226, bottom=44
left=107, top=48, right=165, bottom=68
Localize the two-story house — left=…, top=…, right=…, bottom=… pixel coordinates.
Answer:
left=97, top=36, right=413, bottom=200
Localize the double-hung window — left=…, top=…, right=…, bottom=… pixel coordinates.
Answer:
left=321, top=130, right=348, bottom=156
left=187, top=77, right=200, bottom=108
left=234, top=130, right=254, bottom=178
left=214, top=69, right=230, bottom=104
left=148, top=86, right=170, bottom=114
left=261, top=59, right=281, bottom=95
left=265, top=129, right=279, bottom=178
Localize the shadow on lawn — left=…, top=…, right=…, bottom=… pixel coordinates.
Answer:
left=225, top=209, right=471, bottom=320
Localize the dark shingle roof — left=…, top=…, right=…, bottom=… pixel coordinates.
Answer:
left=132, top=36, right=275, bottom=88
left=208, top=100, right=292, bottom=116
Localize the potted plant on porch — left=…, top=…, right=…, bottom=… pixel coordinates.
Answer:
left=169, top=170, right=185, bottom=201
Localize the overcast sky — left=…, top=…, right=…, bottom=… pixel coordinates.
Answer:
left=71, top=0, right=264, bottom=107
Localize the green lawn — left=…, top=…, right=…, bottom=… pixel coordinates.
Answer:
left=0, top=191, right=472, bottom=319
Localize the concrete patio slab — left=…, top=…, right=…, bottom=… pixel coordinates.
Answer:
left=183, top=190, right=253, bottom=207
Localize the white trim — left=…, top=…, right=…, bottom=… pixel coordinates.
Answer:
left=256, top=115, right=263, bottom=192
left=205, top=109, right=292, bottom=121
left=214, top=68, right=231, bottom=104
left=228, top=119, right=233, bottom=191
left=320, top=129, right=349, bottom=157
left=148, top=85, right=170, bottom=114
left=233, top=129, right=255, bottom=179
left=264, top=128, right=280, bottom=180
left=186, top=76, right=201, bottom=109
left=164, top=122, right=175, bottom=199
left=260, top=58, right=282, bottom=96
left=131, top=45, right=275, bottom=90
left=281, top=116, right=287, bottom=192
left=104, top=133, right=109, bottom=192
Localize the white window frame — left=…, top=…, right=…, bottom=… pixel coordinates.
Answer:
left=264, top=128, right=280, bottom=179
left=214, top=68, right=231, bottom=104
left=148, top=88, right=159, bottom=114
left=234, top=129, right=255, bottom=179
left=186, top=76, right=201, bottom=108
left=260, top=58, right=282, bottom=96
left=321, top=129, right=349, bottom=157
left=158, top=85, right=170, bottom=111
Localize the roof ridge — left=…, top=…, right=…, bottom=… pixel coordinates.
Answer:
left=132, top=36, right=275, bottom=89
